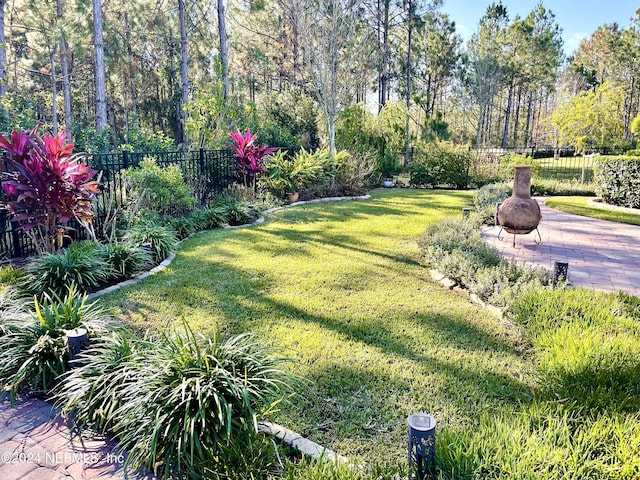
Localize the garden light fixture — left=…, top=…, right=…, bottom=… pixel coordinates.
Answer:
left=65, top=328, right=88, bottom=362
left=408, top=413, right=436, bottom=479
left=553, top=261, right=569, bottom=286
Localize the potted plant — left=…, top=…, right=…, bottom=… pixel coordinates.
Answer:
left=263, top=148, right=325, bottom=202
left=378, top=153, right=401, bottom=188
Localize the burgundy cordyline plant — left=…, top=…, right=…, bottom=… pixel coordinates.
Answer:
left=229, top=129, right=276, bottom=188
left=0, top=129, right=101, bottom=254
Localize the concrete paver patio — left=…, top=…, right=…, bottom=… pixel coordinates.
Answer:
left=482, top=198, right=640, bottom=297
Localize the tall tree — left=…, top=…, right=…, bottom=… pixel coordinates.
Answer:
left=0, top=0, right=6, bottom=98
left=300, top=0, right=368, bottom=157
left=466, top=2, right=508, bottom=148
left=92, top=0, right=107, bottom=133
left=178, top=0, right=189, bottom=147
left=57, top=0, right=73, bottom=141
left=217, top=0, right=230, bottom=100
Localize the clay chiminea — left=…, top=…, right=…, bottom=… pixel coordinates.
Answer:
left=498, top=165, right=541, bottom=237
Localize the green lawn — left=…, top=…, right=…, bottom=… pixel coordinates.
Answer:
left=100, top=189, right=534, bottom=465
left=545, top=196, right=640, bottom=226
left=536, top=156, right=596, bottom=181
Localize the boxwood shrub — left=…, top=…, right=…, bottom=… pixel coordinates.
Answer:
left=594, top=156, right=640, bottom=208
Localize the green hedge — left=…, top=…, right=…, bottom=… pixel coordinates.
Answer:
left=595, top=156, right=640, bottom=208
left=409, top=141, right=473, bottom=188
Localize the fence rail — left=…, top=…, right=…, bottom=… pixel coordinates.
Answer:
left=1, top=148, right=239, bottom=259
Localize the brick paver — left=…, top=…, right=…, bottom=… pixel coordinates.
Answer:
left=482, top=198, right=640, bottom=296
left=0, top=397, right=153, bottom=480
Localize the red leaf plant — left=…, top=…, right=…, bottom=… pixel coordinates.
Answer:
left=0, top=130, right=101, bottom=254
left=229, top=129, right=276, bottom=187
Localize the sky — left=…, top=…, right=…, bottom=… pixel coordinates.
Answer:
left=439, top=0, right=639, bottom=55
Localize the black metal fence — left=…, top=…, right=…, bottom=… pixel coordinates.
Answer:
left=474, top=147, right=598, bottom=183
left=1, top=148, right=239, bottom=259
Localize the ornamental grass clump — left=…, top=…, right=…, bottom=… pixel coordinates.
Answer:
left=23, top=241, right=112, bottom=297
left=57, top=323, right=295, bottom=479
left=0, top=285, right=111, bottom=403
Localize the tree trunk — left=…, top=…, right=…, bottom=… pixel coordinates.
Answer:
left=50, top=46, right=59, bottom=135
left=124, top=10, right=137, bottom=125
left=0, top=0, right=7, bottom=98
left=524, top=93, right=532, bottom=147
left=512, top=85, right=522, bottom=145
left=178, top=0, right=189, bottom=148
left=92, top=0, right=107, bottom=133
left=404, top=0, right=413, bottom=167
left=57, top=0, right=72, bottom=141
left=501, top=81, right=514, bottom=148
left=217, top=0, right=230, bottom=100
left=624, top=77, right=635, bottom=140
left=379, top=0, right=390, bottom=111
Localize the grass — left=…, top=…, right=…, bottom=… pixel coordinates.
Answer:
left=536, top=156, right=596, bottom=182
left=545, top=196, right=640, bottom=226
left=97, top=189, right=640, bottom=478
left=100, top=189, right=534, bottom=463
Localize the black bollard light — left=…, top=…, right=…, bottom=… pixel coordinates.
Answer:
left=65, top=328, right=88, bottom=362
left=462, top=208, right=470, bottom=219
left=495, top=202, right=502, bottom=226
left=553, top=261, right=569, bottom=286
left=408, top=413, right=436, bottom=479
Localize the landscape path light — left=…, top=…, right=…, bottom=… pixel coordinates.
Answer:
left=408, top=413, right=436, bottom=479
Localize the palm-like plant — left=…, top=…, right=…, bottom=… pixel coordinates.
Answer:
left=229, top=129, right=277, bottom=188
left=0, top=130, right=101, bottom=254
left=263, top=148, right=328, bottom=195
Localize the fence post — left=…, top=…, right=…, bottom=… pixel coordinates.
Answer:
left=122, top=150, right=129, bottom=169
left=10, top=220, right=21, bottom=257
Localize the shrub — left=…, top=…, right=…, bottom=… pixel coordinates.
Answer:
left=466, top=260, right=550, bottom=309
left=96, top=243, right=152, bottom=281
left=0, top=286, right=110, bottom=402
left=419, top=217, right=553, bottom=312
left=473, top=183, right=511, bottom=224
left=0, top=265, right=26, bottom=290
left=57, top=324, right=295, bottom=479
left=594, top=156, right=640, bottom=208
left=0, top=130, right=101, bottom=254
left=499, top=153, right=542, bottom=179
left=263, top=148, right=329, bottom=196
left=23, top=241, right=112, bottom=297
left=229, top=129, right=277, bottom=188
left=190, top=206, right=228, bottom=231
left=167, top=216, right=197, bottom=240
left=125, top=224, right=177, bottom=264
left=531, top=178, right=597, bottom=196
left=409, top=141, right=473, bottom=188
left=216, top=201, right=259, bottom=226
left=123, top=157, right=195, bottom=214
left=329, top=150, right=379, bottom=196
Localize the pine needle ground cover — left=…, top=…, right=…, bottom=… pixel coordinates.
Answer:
left=99, top=190, right=640, bottom=477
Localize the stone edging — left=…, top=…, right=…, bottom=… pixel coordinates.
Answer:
left=87, top=194, right=372, bottom=461
left=259, top=422, right=348, bottom=463
left=586, top=198, right=640, bottom=215
left=429, top=269, right=505, bottom=319
left=87, top=195, right=371, bottom=300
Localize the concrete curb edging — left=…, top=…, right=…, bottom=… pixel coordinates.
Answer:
left=87, top=194, right=371, bottom=300
left=429, top=269, right=506, bottom=319
left=586, top=198, right=640, bottom=215
left=259, top=422, right=348, bottom=463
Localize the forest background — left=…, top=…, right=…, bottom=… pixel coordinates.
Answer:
left=0, top=0, right=639, bottom=160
